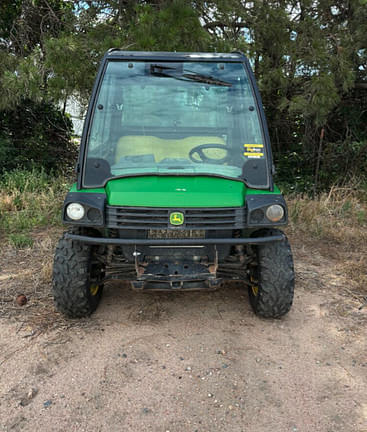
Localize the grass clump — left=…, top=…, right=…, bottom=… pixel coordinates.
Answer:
left=287, top=183, right=367, bottom=295
left=287, top=184, right=367, bottom=247
left=287, top=182, right=367, bottom=295
left=8, top=233, right=34, bottom=248
left=0, top=168, right=70, bottom=247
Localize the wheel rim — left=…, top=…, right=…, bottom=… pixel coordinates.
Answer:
left=250, top=275, right=259, bottom=296
left=251, top=285, right=259, bottom=296
left=90, top=284, right=99, bottom=296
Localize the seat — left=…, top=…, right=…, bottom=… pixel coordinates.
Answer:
left=115, top=135, right=226, bottom=163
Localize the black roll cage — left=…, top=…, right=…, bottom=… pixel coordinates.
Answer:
left=76, top=50, right=274, bottom=191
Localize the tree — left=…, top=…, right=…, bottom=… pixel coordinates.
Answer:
left=0, top=0, right=366, bottom=186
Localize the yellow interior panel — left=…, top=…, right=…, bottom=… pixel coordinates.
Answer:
left=115, top=135, right=226, bottom=163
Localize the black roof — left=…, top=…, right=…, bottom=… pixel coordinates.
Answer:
left=105, top=50, right=247, bottom=62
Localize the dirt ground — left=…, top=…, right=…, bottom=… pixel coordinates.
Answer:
left=0, top=232, right=366, bottom=432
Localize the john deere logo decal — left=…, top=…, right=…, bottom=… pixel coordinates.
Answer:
left=170, top=212, right=184, bottom=226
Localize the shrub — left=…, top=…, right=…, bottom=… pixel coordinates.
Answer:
left=0, top=99, right=77, bottom=174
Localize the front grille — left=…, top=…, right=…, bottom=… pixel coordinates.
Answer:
left=106, top=206, right=245, bottom=230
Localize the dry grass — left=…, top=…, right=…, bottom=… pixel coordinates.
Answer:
left=343, top=258, right=367, bottom=293
left=286, top=184, right=367, bottom=295
left=0, top=169, right=70, bottom=247
left=0, top=230, right=95, bottom=336
left=287, top=185, right=367, bottom=246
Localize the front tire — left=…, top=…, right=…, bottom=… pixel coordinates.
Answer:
left=248, top=229, right=294, bottom=318
left=52, top=232, right=104, bottom=318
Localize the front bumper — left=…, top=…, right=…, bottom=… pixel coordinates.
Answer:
left=65, top=232, right=285, bottom=245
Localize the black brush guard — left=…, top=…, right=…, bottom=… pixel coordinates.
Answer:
left=65, top=232, right=285, bottom=246
left=67, top=232, right=284, bottom=291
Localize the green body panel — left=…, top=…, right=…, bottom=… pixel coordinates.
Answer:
left=105, top=176, right=245, bottom=207
left=70, top=177, right=281, bottom=208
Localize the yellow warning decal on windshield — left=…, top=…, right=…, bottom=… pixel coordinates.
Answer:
left=244, top=152, right=264, bottom=158
left=244, top=144, right=264, bottom=158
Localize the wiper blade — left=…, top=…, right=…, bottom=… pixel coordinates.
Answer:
left=150, top=65, right=232, bottom=87
left=150, top=65, right=179, bottom=75
left=182, top=73, right=232, bottom=87
left=149, top=68, right=189, bottom=82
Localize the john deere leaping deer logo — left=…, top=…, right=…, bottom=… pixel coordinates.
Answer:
left=170, top=211, right=184, bottom=226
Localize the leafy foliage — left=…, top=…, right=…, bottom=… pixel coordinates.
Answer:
left=0, top=100, right=76, bottom=173
left=0, top=0, right=366, bottom=189
left=130, top=1, right=210, bottom=51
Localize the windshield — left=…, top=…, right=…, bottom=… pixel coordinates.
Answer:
left=83, top=60, right=269, bottom=188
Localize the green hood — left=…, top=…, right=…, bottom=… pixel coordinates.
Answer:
left=105, top=176, right=245, bottom=207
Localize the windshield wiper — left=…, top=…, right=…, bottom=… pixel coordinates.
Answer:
left=182, top=72, right=232, bottom=87
left=150, top=65, right=232, bottom=87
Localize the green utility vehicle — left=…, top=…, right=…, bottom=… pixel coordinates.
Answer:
left=52, top=50, right=294, bottom=319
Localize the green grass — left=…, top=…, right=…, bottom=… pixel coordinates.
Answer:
left=8, top=233, right=34, bottom=248
left=0, top=168, right=70, bottom=247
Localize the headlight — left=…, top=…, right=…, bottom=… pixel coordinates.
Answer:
left=66, top=203, right=85, bottom=220
left=266, top=204, right=284, bottom=222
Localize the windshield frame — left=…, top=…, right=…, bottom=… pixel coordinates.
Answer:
left=77, top=51, right=274, bottom=191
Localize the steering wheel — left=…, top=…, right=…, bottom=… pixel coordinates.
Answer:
left=189, top=143, right=229, bottom=163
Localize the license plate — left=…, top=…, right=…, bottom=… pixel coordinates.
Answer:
left=148, top=229, right=205, bottom=239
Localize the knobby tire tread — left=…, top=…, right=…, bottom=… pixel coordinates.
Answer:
left=52, top=232, right=102, bottom=318
left=249, top=229, right=295, bottom=318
